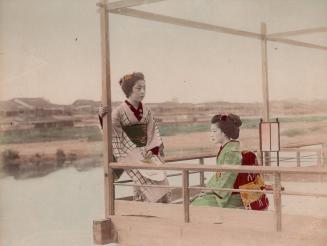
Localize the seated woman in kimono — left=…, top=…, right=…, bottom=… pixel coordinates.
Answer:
left=98, top=72, right=170, bottom=203
left=192, top=113, right=244, bottom=208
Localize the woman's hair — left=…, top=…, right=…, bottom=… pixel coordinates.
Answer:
left=119, top=72, right=145, bottom=98
left=211, top=113, right=242, bottom=139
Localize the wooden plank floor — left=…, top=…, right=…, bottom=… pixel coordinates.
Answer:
left=109, top=200, right=327, bottom=246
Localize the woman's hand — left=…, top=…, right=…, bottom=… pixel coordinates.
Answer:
left=143, top=150, right=153, bottom=160
left=98, top=104, right=110, bottom=118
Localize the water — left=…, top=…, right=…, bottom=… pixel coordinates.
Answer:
left=1, top=157, right=326, bottom=246
left=0, top=167, right=104, bottom=246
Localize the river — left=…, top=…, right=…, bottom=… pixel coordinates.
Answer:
left=1, top=156, right=326, bottom=246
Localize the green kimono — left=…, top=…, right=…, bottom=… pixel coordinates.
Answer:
left=192, top=141, right=244, bottom=208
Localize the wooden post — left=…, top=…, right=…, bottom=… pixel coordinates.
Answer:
left=296, top=149, right=300, bottom=167
left=183, top=170, right=190, bottom=223
left=108, top=166, right=115, bottom=215
left=256, top=150, right=263, bottom=166
left=98, top=0, right=114, bottom=217
left=323, top=143, right=327, bottom=166
left=317, top=149, right=323, bottom=182
left=261, top=23, right=271, bottom=167
left=261, top=22, right=270, bottom=122
left=199, top=158, right=205, bottom=186
left=317, top=150, right=322, bottom=166
left=93, top=219, right=115, bottom=244
left=273, top=172, right=282, bottom=232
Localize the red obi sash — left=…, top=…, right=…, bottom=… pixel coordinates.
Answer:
left=233, top=151, right=269, bottom=210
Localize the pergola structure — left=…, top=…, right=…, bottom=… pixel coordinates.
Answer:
left=94, top=0, right=327, bottom=244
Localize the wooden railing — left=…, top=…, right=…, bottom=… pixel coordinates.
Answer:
left=108, top=160, right=327, bottom=232
left=115, top=146, right=325, bottom=186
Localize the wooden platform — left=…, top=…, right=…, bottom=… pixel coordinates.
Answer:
left=108, top=200, right=327, bottom=246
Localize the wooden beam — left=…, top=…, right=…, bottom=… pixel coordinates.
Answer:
left=268, top=27, right=327, bottom=38
left=261, top=23, right=270, bottom=122
left=100, top=0, right=167, bottom=10
left=199, top=158, right=205, bottom=187
left=267, top=37, right=327, bottom=51
left=323, top=143, right=327, bottom=166
left=93, top=219, right=116, bottom=244
left=111, top=162, right=327, bottom=175
left=273, top=172, right=282, bottom=232
left=98, top=0, right=114, bottom=218
left=182, top=170, right=190, bottom=223
left=110, top=8, right=327, bottom=52
left=110, top=8, right=262, bottom=39
left=260, top=23, right=271, bottom=167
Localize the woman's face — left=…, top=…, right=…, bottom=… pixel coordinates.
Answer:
left=129, top=80, right=146, bottom=102
left=210, top=123, right=225, bottom=144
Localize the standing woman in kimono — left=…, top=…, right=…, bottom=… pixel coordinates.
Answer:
left=192, top=113, right=244, bottom=208
left=99, top=72, right=170, bottom=203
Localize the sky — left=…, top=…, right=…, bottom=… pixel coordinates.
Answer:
left=0, top=0, right=326, bottom=104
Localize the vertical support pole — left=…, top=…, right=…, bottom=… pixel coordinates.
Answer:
left=93, top=219, right=114, bottom=244
left=98, top=0, right=114, bottom=217
left=183, top=170, right=190, bottom=223
left=261, top=22, right=270, bottom=122
left=317, top=150, right=322, bottom=166
left=259, top=119, right=264, bottom=166
left=108, top=167, right=115, bottom=215
left=296, top=149, right=300, bottom=167
left=322, top=143, right=327, bottom=166
left=257, top=150, right=263, bottom=166
left=317, top=148, right=323, bottom=182
left=273, top=172, right=282, bottom=232
left=261, top=23, right=271, bottom=167
left=199, top=158, right=205, bottom=186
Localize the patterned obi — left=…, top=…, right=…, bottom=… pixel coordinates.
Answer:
left=122, top=124, right=147, bottom=147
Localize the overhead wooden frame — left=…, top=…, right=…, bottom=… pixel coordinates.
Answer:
left=101, top=0, right=327, bottom=51
left=96, top=0, right=327, bottom=222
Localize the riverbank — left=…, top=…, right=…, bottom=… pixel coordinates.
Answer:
left=1, top=118, right=327, bottom=179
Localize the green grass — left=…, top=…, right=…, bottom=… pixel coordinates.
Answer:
left=1, top=115, right=326, bottom=144
left=159, top=118, right=262, bottom=136
left=281, top=129, right=304, bottom=137
left=159, top=124, right=209, bottom=136
left=0, top=126, right=102, bottom=145
left=278, top=115, right=327, bottom=123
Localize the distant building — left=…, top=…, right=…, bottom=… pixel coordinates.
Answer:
left=0, top=98, right=70, bottom=117
left=33, top=120, right=74, bottom=129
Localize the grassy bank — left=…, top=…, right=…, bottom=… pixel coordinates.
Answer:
left=0, top=126, right=102, bottom=145
left=1, top=115, right=327, bottom=145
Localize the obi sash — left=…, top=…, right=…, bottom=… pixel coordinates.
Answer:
left=122, top=124, right=147, bottom=147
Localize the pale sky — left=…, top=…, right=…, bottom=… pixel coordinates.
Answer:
left=0, top=0, right=326, bottom=104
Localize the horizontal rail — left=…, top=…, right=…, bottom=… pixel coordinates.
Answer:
left=281, top=191, right=327, bottom=198
left=114, top=182, right=274, bottom=194
left=267, top=27, right=327, bottom=38
left=110, top=162, right=327, bottom=175
left=267, top=36, right=327, bottom=51
left=114, top=146, right=324, bottom=184
left=164, top=148, right=322, bottom=163
left=114, top=183, right=180, bottom=189
left=97, top=0, right=166, bottom=10
left=114, top=183, right=327, bottom=198
left=110, top=8, right=262, bottom=39
left=165, top=153, right=215, bottom=162
left=115, top=170, right=200, bottom=183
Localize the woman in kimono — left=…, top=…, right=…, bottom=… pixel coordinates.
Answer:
left=99, top=72, right=170, bottom=203
left=191, top=113, right=244, bottom=208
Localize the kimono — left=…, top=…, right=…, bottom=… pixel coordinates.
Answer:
left=109, top=100, right=170, bottom=202
left=192, top=140, right=244, bottom=208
